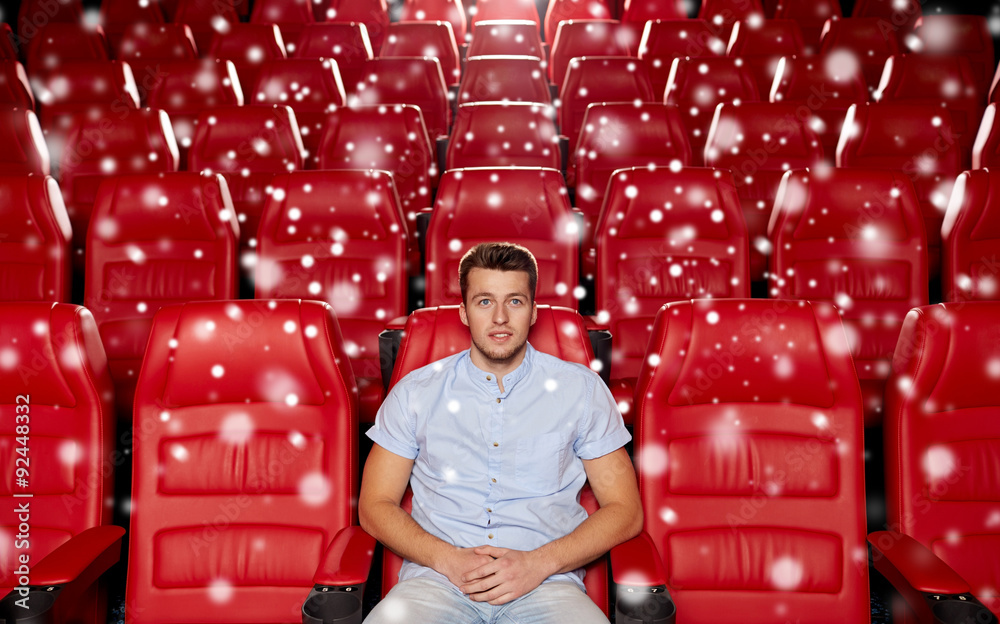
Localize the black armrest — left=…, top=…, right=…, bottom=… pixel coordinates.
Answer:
left=609, top=533, right=676, bottom=624
left=302, top=527, right=376, bottom=624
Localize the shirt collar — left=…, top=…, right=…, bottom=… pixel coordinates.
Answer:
left=464, top=343, right=535, bottom=394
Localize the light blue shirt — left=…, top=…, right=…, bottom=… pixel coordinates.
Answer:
left=367, top=343, right=631, bottom=592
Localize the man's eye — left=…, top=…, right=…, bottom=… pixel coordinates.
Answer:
left=478, top=299, right=491, bottom=306
left=510, top=299, right=521, bottom=305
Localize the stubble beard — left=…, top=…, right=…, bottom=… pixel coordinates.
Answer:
left=470, top=334, right=528, bottom=369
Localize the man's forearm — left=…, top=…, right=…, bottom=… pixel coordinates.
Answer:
left=532, top=500, right=643, bottom=577
left=360, top=500, right=455, bottom=571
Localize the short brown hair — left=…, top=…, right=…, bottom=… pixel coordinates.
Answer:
left=459, top=243, right=538, bottom=304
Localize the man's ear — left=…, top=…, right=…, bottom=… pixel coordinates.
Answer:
left=530, top=302, right=537, bottom=326
left=459, top=302, right=469, bottom=327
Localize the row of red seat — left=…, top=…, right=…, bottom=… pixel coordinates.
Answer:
left=3, top=295, right=996, bottom=622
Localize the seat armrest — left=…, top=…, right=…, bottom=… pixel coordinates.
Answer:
left=32, top=525, right=125, bottom=586
left=302, top=527, right=376, bottom=624
left=610, top=533, right=675, bottom=624
left=868, top=531, right=997, bottom=624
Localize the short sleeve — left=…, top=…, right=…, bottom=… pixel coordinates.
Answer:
left=574, top=373, right=631, bottom=460
left=366, top=383, right=420, bottom=460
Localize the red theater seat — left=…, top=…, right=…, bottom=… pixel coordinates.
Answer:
left=126, top=299, right=365, bottom=623
left=207, top=24, right=287, bottom=100
left=0, top=302, right=122, bottom=624
left=351, top=57, right=451, bottom=140
left=188, top=105, right=304, bottom=283
left=0, top=175, right=71, bottom=302
left=874, top=54, right=984, bottom=163
left=837, top=102, right=964, bottom=278
left=912, top=15, right=993, bottom=96
left=446, top=102, right=561, bottom=171
left=23, top=22, right=110, bottom=80
left=594, top=166, right=749, bottom=422
left=875, top=302, right=1000, bottom=620
left=425, top=167, right=579, bottom=308
left=558, top=56, right=655, bottom=156
left=769, top=167, right=928, bottom=427
left=574, top=102, right=691, bottom=263
left=727, top=19, right=806, bottom=97
left=638, top=20, right=728, bottom=100
left=250, top=59, right=346, bottom=164
left=116, top=23, right=199, bottom=101
left=85, top=172, right=239, bottom=419
left=59, top=108, right=179, bottom=268
left=664, top=56, right=761, bottom=166
left=458, top=55, right=550, bottom=104
left=620, top=0, right=688, bottom=42
left=466, top=19, right=545, bottom=58
left=172, top=0, right=239, bottom=54
left=851, top=0, right=922, bottom=47
left=941, top=169, right=1000, bottom=303
left=145, top=59, right=244, bottom=168
left=470, top=0, right=541, bottom=32
left=819, top=17, right=902, bottom=92
left=18, top=0, right=83, bottom=39
left=549, top=19, right=635, bottom=88
left=249, top=0, right=315, bottom=55
left=400, top=0, right=468, bottom=44
left=0, top=108, right=50, bottom=176
left=99, top=0, right=166, bottom=50
left=703, top=102, right=824, bottom=282
left=773, top=0, right=842, bottom=54
left=698, top=0, right=764, bottom=42
left=544, top=0, right=613, bottom=45
left=292, top=23, right=374, bottom=96
left=0, top=24, right=17, bottom=60
left=771, top=54, right=869, bottom=161
left=318, top=0, right=390, bottom=54
left=256, top=170, right=408, bottom=423
left=629, top=298, right=869, bottom=622
left=382, top=22, right=461, bottom=87
left=0, top=60, right=35, bottom=110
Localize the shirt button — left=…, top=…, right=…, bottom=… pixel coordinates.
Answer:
left=488, top=533, right=494, bottom=539
left=496, top=398, right=501, bottom=404
left=491, top=478, right=497, bottom=483
left=487, top=508, right=492, bottom=513
left=493, top=442, right=499, bottom=447
left=487, top=375, right=492, bottom=381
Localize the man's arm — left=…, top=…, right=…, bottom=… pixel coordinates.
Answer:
left=358, top=444, right=495, bottom=588
left=459, top=446, right=643, bottom=604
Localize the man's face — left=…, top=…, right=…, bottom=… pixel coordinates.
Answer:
left=459, top=268, right=537, bottom=373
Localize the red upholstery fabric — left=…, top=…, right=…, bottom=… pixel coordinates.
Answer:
left=99, top=0, right=166, bottom=50
left=545, top=0, right=613, bottom=45
left=981, top=104, right=1000, bottom=170
left=772, top=0, right=842, bottom=54
left=470, top=0, right=540, bottom=32
left=458, top=55, right=550, bottom=104
left=447, top=102, right=561, bottom=170
left=351, top=57, right=451, bottom=140
left=874, top=54, right=984, bottom=164
left=256, top=170, right=408, bottom=423
left=771, top=54, right=869, bottom=161
left=250, top=59, right=346, bottom=164
left=664, top=56, right=760, bottom=167
left=633, top=299, right=869, bottom=623
left=836, top=102, right=964, bottom=278
left=188, top=104, right=304, bottom=274
left=883, top=302, right=1000, bottom=617
left=249, top=0, right=315, bottom=55
left=850, top=0, right=922, bottom=47
left=638, top=19, right=728, bottom=99
left=172, top=0, right=238, bottom=54
left=941, top=169, right=1000, bottom=303
left=382, top=21, right=461, bottom=87
left=206, top=24, right=287, bottom=100
left=0, top=302, right=116, bottom=624
left=697, top=0, right=764, bottom=42
left=621, top=0, right=687, bottom=27
left=425, top=167, right=578, bottom=308
left=548, top=19, right=635, bottom=88
left=23, top=22, right=110, bottom=80
left=0, top=24, right=17, bottom=60
left=126, top=299, right=359, bottom=623
left=912, top=15, right=993, bottom=96
left=703, top=102, right=824, bottom=281
left=18, top=0, right=83, bottom=40
left=727, top=19, right=806, bottom=97
left=769, top=167, right=928, bottom=427
left=594, top=166, right=749, bottom=423
left=115, top=23, right=199, bottom=102
left=400, top=0, right=468, bottom=44
left=818, top=17, right=902, bottom=92
left=0, top=60, right=35, bottom=110
left=292, top=23, right=374, bottom=96
left=466, top=19, right=545, bottom=58
left=317, top=0, right=390, bottom=53
left=0, top=108, right=51, bottom=176
left=557, top=56, right=655, bottom=156
left=0, top=175, right=72, bottom=302
left=85, top=172, right=239, bottom=420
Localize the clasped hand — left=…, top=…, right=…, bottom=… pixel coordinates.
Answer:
left=441, top=546, right=551, bottom=605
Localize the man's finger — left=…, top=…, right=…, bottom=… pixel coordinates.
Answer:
left=473, top=546, right=509, bottom=558
left=462, top=561, right=497, bottom=583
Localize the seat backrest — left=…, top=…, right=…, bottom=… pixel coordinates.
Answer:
left=116, top=22, right=199, bottom=79
left=292, top=22, right=373, bottom=94
left=127, top=299, right=358, bottom=623
left=0, top=302, right=115, bottom=600
left=544, top=0, right=614, bottom=45
left=459, top=55, right=550, bottom=104
left=772, top=0, right=841, bottom=52
left=557, top=56, right=655, bottom=154
left=0, top=60, right=34, bottom=109
left=697, top=0, right=764, bottom=41
left=850, top=0, right=921, bottom=45
left=941, top=169, right=1000, bottom=303
left=249, top=0, right=315, bottom=53
left=173, top=0, right=239, bottom=53
left=727, top=19, right=806, bottom=95
left=351, top=57, right=451, bottom=139
left=467, top=19, right=545, bottom=58
left=24, top=22, right=110, bottom=80
left=883, top=301, right=1000, bottom=617
left=595, top=166, right=749, bottom=383
left=638, top=19, right=727, bottom=99
left=100, top=0, right=166, bottom=49
left=18, top=0, right=83, bottom=38
left=913, top=15, right=993, bottom=95
left=382, top=21, right=461, bottom=87
left=447, top=102, right=560, bottom=171
left=207, top=23, right=287, bottom=98
left=633, top=298, right=869, bottom=623
left=0, top=23, right=17, bottom=60
left=85, top=172, right=239, bottom=415
left=0, top=175, right=72, bottom=302
left=665, top=56, right=760, bottom=165
left=621, top=0, right=687, bottom=25
left=316, top=104, right=434, bottom=221
left=470, top=0, right=540, bottom=31
left=425, top=166, right=579, bottom=308
left=0, top=108, right=50, bottom=176
left=549, top=19, right=634, bottom=88
left=818, top=17, right=902, bottom=91
left=574, top=102, right=691, bottom=235
left=319, top=0, right=389, bottom=53
left=400, top=0, right=467, bottom=43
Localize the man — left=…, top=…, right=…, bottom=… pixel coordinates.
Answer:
left=360, top=242, right=641, bottom=623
